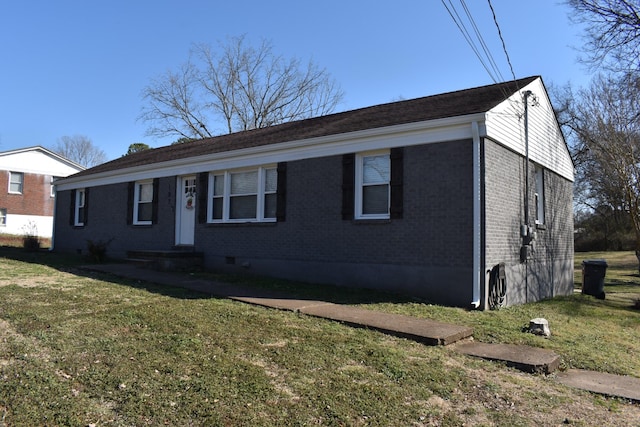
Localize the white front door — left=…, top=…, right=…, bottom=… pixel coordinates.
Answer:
left=176, top=176, right=197, bottom=246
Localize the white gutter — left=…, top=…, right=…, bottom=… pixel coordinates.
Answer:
left=55, top=112, right=487, bottom=191
left=471, top=121, right=482, bottom=309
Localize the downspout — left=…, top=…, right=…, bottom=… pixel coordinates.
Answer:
left=471, top=121, right=482, bottom=309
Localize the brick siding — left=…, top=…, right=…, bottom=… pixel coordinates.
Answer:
left=484, top=139, right=574, bottom=306
left=54, top=138, right=573, bottom=308
left=0, top=171, right=55, bottom=216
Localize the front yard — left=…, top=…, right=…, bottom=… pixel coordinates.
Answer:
left=0, top=247, right=638, bottom=426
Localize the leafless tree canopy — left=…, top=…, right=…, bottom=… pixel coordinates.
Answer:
left=567, top=0, right=640, bottom=73
left=52, top=135, right=107, bottom=168
left=555, top=74, right=640, bottom=260
left=139, top=36, right=345, bottom=139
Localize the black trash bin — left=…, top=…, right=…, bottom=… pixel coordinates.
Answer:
left=582, top=259, right=608, bottom=299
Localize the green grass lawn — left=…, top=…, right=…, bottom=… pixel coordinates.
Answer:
left=0, top=247, right=639, bottom=426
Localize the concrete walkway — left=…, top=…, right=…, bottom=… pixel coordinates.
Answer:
left=80, top=263, right=640, bottom=402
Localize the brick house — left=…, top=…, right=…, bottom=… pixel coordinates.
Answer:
left=0, top=146, right=84, bottom=238
left=53, top=76, right=574, bottom=309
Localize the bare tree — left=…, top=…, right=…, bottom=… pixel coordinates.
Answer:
left=567, top=0, right=640, bottom=73
left=556, top=74, right=640, bottom=269
left=139, top=35, right=344, bottom=139
left=52, top=135, right=107, bottom=167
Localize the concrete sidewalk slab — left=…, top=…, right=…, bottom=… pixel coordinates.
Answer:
left=301, top=303, right=473, bottom=346
left=231, top=296, right=332, bottom=312
left=81, top=263, right=472, bottom=345
left=79, top=263, right=640, bottom=401
left=556, top=369, right=640, bottom=401
left=455, top=341, right=561, bottom=374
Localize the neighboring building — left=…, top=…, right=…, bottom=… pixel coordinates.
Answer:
left=0, top=146, right=84, bottom=238
left=53, top=76, right=574, bottom=309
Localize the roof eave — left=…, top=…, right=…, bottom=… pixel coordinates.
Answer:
left=55, top=112, right=487, bottom=191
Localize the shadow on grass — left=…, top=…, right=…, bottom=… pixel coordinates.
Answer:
left=0, top=245, right=421, bottom=306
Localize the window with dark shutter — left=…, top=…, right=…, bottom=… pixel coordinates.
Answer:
left=72, top=189, right=87, bottom=227
left=127, top=182, right=134, bottom=225
left=342, top=154, right=355, bottom=220
left=390, top=147, right=403, bottom=219
left=198, top=173, right=209, bottom=224
left=69, top=189, right=76, bottom=226
left=83, top=188, right=90, bottom=225
left=276, top=162, right=287, bottom=222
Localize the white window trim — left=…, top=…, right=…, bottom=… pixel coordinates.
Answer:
left=207, top=166, right=277, bottom=223
left=355, top=150, right=391, bottom=220
left=535, top=166, right=545, bottom=225
left=133, top=180, right=154, bottom=225
left=8, top=172, right=23, bottom=194
left=74, top=189, right=86, bottom=226
left=51, top=176, right=58, bottom=197
left=0, top=208, right=6, bottom=226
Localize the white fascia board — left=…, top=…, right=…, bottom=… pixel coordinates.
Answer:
left=56, top=113, right=487, bottom=191
left=0, top=146, right=85, bottom=173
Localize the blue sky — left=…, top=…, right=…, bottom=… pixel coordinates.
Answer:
left=0, top=1, right=590, bottom=161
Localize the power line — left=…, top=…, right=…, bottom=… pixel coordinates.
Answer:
left=440, top=0, right=502, bottom=83
left=440, top=0, right=519, bottom=86
left=460, top=0, right=505, bottom=82
left=487, top=0, right=517, bottom=82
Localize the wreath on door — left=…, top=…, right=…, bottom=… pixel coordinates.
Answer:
left=185, top=190, right=195, bottom=209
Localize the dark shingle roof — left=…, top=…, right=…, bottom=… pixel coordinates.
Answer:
left=73, top=76, right=538, bottom=178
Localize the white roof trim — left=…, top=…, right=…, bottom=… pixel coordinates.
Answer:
left=0, top=145, right=85, bottom=171
left=56, top=113, right=487, bottom=191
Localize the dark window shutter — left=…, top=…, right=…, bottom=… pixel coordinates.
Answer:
left=151, top=178, right=160, bottom=224
left=83, top=188, right=90, bottom=226
left=390, top=147, right=404, bottom=219
left=276, top=162, right=287, bottom=222
left=198, top=173, right=209, bottom=224
left=127, top=182, right=134, bottom=225
left=69, top=189, right=76, bottom=226
left=342, top=154, right=355, bottom=220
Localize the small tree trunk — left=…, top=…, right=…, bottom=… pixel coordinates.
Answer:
left=636, top=249, right=640, bottom=276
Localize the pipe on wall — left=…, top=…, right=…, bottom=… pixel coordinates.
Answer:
left=471, top=121, right=482, bottom=309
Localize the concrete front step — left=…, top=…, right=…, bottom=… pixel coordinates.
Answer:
left=125, top=250, right=204, bottom=272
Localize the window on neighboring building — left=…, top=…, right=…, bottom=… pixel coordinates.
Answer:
left=51, top=176, right=58, bottom=197
left=9, top=172, right=23, bottom=194
left=0, top=208, right=6, bottom=226
left=134, top=180, right=154, bottom=225
left=74, top=189, right=86, bottom=226
left=207, top=166, right=277, bottom=223
left=355, top=151, right=390, bottom=219
left=535, top=166, right=545, bottom=225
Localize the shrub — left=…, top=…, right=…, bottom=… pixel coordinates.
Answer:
left=21, top=221, right=40, bottom=252
left=86, top=238, right=114, bottom=262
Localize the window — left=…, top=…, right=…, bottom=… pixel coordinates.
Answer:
left=134, top=180, right=154, bottom=225
left=535, top=166, right=545, bottom=225
left=207, top=166, right=277, bottom=223
left=9, top=172, right=23, bottom=194
left=355, top=151, right=390, bottom=219
left=51, top=176, right=58, bottom=197
left=74, top=189, right=86, bottom=226
left=0, top=208, right=6, bottom=226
